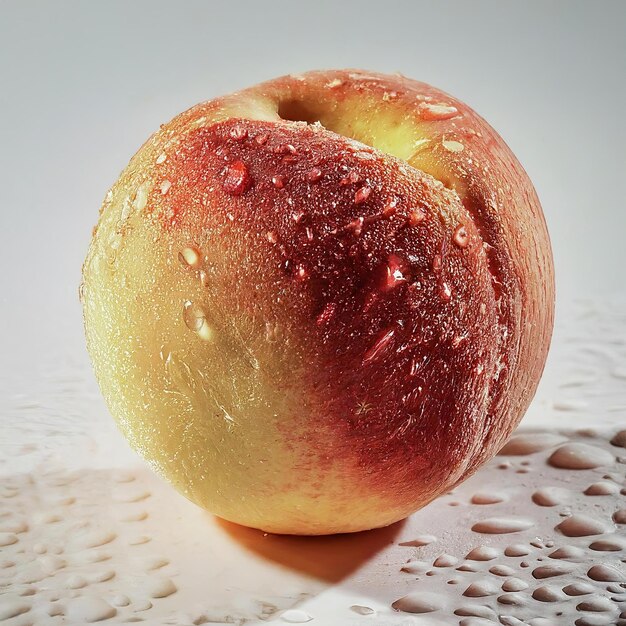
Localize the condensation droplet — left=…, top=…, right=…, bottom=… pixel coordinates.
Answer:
left=555, top=514, right=610, bottom=537
left=182, top=301, right=212, bottom=341
left=350, top=605, right=375, bottom=616
left=418, top=102, right=459, bottom=121
left=272, top=175, right=285, bottom=189
left=548, top=443, right=614, bottom=469
left=355, top=185, right=372, bottom=205
left=409, top=207, right=427, bottom=225
left=472, top=518, right=535, bottom=534
left=178, top=247, right=201, bottom=270
left=223, top=160, right=251, bottom=196
left=307, top=167, right=322, bottom=183
left=453, top=224, right=469, bottom=248
left=392, top=592, right=442, bottom=614
left=443, top=139, right=465, bottom=153
left=281, top=609, right=313, bottom=623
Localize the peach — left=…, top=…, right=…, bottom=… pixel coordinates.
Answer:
left=81, top=70, right=554, bottom=534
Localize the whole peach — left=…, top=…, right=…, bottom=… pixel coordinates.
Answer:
left=81, top=70, right=554, bottom=534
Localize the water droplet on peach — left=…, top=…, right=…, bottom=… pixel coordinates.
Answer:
left=223, top=160, right=251, bottom=195
left=409, top=207, right=426, bottom=225
left=178, top=247, right=201, bottom=268
left=418, top=102, right=459, bottom=121
left=453, top=224, right=470, bottom=248
left=229, top=125, right=247, bottom=141
left=307, top=167, right=322, bottom=182
left=355, top=185, right=372, bottom=205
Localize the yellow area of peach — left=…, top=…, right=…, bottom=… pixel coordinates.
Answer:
left=82, top=164, right=404, bottom=534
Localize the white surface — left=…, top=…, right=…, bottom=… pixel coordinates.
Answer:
left=1, top=1, right=625, bottom=625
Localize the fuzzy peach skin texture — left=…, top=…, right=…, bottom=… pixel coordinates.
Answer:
left=81, top=70, right=554, bottom=535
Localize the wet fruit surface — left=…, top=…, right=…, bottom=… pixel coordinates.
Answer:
left=81, top=70, right=554, bottom=534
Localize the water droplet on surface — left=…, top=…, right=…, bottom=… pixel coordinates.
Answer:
left=111, top=594, right=130, bottom=607
left=443, top=140, right=465, bottom=153
left=281, top=609, right=313, bottom=623
left=223, top=160, right=251, bottom=195
left=532, top=487, right=569, bottom=507
left=548, top=443, right=614, bottom=469
left=472, top=518, right=535, bottom=534
left=585, top=481, right=619, bottom=496
left=497, top=593, right=527, bottom=606
left=383, top=254, right=407, bottom=291
left=418, top=102, right=459, bottom=120
left=563, top=582, right=596, bottom=596
left=490, top=565, right=517, bottom=576
left=66, top=574, right=88, bottom=589
left=532, top=585, right=565, bottom=602
left=0, top=596, right=31, bottom=620
left=0, top=518, right=28, bottom=534
left=341, top=170, right=360, bottom=185
left=355, top=185, right=372, bottom=205
left=133, top=182, right=149, bottom=211
left=463, top=580, right=499, bottom=597
left=610, top=430, right=626, bottom=447
left=400, top=559, right=429, bottom=574
left=453, top=224, right=470, bottom=247
left=504, top=545, right=531, bottom=557
left=0, top=533, right=18, bottom=547
left=350, top=605, right=375, bottom=615
left=556, top=514, right=610, bottom=537
left=307, top=167, right=322, bottom=182
left=440, top=281, right=452, bottom=301
left=533, top=564, right=575, bottom=579
left=502, top=578, right=529, bottom=592
left=466, top=546, right=499, bottom=561
left=399, top=535, right=437, bottom=547
left=67, top=596, right=116, bottom=622
left=589, top=534, right=626, bottom=551
left=576, top=597, right=615, bottom=613
left=548, top=545, right=585, bottom=559
left=133, top=599, right=153, bottom=612
left=433, top=554, right=458, bottom=567
left=499, top=433, right=568, bottom=455
left=587, top=564, right=625, bottom=582
left=471, top=492, right=506, bottom=505
left=229, top=125, right=248, bottom=141
left=272, top=175, right=285, bottom=189
left=178, top=246, right=201, bottom=268
left=182, top=301, right=205, bottom=332
left=145, top=575, right=177, bottom=598
left=392, top=592, right=442, bottom=613
left=326, top=78, right=343, bottom=89
left=613, top=509, right=626, bottom=524
left=408, top=207, right=427, bottom=225
left=382, top=197, right=398, bottom=217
